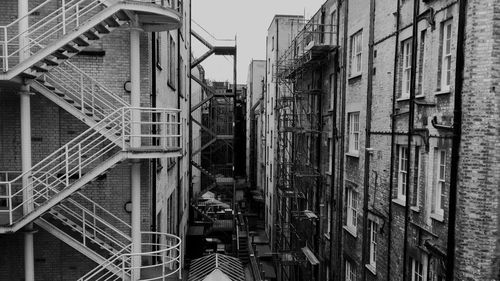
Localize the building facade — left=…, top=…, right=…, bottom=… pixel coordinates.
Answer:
left=260, top=0, right=500, bottom=281
left=0, top=0, right=201, bottom=280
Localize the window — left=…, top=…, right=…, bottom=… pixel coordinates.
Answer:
left=411, top=147, right=421, bottom=207
left=350, top=30, right=363, bottom=76
left=272, top=36, right=274, bottom=51
left=346, top=188, right=358, bottom=232
left=348, top=112, right=360, bottom=154
left=168, top=35, right=176, bottom=89
left=402, top=38, right=412, bottom=98
left=411, top=258, right=425, bottom=281
left=439, top=20, right=452, bottom=91
left=268, top=58, right=270, bottom=73
left=368, top=219, right=378, bottom=269
left=418, top=30, right=427, bottom=96
left=330, top=11, right=337, bottom=45
left=329, top=73, right=335, bottom=110
left=397, top=146, right=408, bottom=202
left=326, top=201, right=331, bottom=237
left=328, top=137, right=333, bottom=173
left=346, top=260, right=357, bottom=281
left=432, top=149, right=446, bottom=217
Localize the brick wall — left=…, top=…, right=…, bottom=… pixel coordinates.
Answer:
left=455, top=0, right=500, bottom=280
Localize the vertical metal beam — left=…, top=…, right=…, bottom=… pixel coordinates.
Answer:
left=19, top=0, right=34, bottom=280
left=232, top=38, right=237, bottom=212
left=130, top=20, right=142, bottom=281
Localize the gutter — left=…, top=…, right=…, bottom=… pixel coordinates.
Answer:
left=387, top=1, right=401, bottom=278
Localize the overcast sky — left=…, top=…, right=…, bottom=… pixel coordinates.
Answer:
left=191, top=0, right=325, bottom=84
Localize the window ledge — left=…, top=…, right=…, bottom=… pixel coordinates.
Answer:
left=397, top=96, right=410, bottom=102
left=392, top=198, right=406, bottom=207
left=415, top=94, right=425, bottom=99
left=365, top=264, right=377, bottom=275
left=325, top=171, right=332, bottom=176
left=434, top=89, right=451, bottom=96
left=410, top=206, right=420, bottom=212
left=348, top=73, right=362, bottom=80
left=167, top=81, right=176, bottom=91
left=346, top=151, right=360, bottom=158
left=343, top=225, right=357, bottom=238
left=430, top=212, right=444, bottom=222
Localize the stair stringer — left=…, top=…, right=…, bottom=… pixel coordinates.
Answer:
left=0, top=152, right=127, bottom=234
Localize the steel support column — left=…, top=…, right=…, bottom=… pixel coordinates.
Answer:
left=130, top=21, right=142, bottom=280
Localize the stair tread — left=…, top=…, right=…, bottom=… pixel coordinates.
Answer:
left=84, top=30, right=100, bottom=40
left=52, top=51, right=69, bottom=59
left=73, top=37, right=90, bottom=47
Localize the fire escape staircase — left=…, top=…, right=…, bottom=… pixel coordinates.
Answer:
left=0, top=1, right=183, bottom=280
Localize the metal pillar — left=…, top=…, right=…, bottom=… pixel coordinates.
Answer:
left=130, top=22, right=142, bottom=281
left=19, top=0, right=34, bottom=280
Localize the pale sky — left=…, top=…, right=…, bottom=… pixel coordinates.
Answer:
left=191, top=0, right=325, bottom=84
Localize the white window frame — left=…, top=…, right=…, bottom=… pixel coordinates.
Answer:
left=397, top=146, right=408, bottom=202
left=348, top=112, right=360, bottom=155
left=329, top=73, right=335, bottom=110
left=328, top=137, right=333, bottom=174
left=350, top=30, right=363, bottom=77
left=402, top=38, right=412, bottom=98
left=346, top=188, right=358, bottom=233
left=346, top=260, right=356, bottom=281
left=432, top=149, right=446, bottom=217
left=418, top=30, right=427, bottom=97
left=440, top=20, right=452, bottom=92
left=411, top=147, right=421, bottom=208
left=410, top=257, right=427, bottom=281
left=368, top=219, right=377, bottom=269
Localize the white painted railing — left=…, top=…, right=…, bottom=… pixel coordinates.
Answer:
left=79, top=232, right=182, bottom=281
left=41, top=191, right=132, bottom=253
left=0, top=0, right=106, bottom=72
left=39, top=60, right=129, bottom=120
left=0, top=107, right=180, bottom=226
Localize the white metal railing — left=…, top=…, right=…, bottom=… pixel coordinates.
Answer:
left=0, top=0, right=179, bottom=72
left=39, top=60, right=129, bottom=120
left=0, top=0, right=105, bottom=72
left=40, top=190, right=132, bottom=254
left=79, top=231, right=182, bottom=281
left=0, top=107, right=181, bottom=226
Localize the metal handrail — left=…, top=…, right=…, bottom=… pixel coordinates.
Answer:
left=78, top=231, right=182, bottom=281
left=0, top=107, right=181, bottom=225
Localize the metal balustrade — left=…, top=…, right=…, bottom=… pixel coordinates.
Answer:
left=39, top=60, right=129, bottom=120
left=0, top=0, right=105, bottom=71
left=79, top=232, right=182, bottom=281
left=0, top=107, right=180, bottom=226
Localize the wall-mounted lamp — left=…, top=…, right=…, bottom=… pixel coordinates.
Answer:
left=124, top=201, right=132, bottom=213
left=124, top=81, right=132, bottom=93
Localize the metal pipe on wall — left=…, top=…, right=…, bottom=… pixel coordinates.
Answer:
left=387, top=0, right=401, bottom=279
left=402, top=0, right=420, bottom=280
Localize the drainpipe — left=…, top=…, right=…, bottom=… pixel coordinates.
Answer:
left=402, top=1, right=420, bottom=280
left=129, top=17, right=142, bottom=281
left=387, top=0, right=401, bottom=280
left=19, top=0, right=34, bottom=280
left=315, top=69, right=323, bottom=281
left=361, top=0, right=376, bottom=279
left=328, top=3, right=341, bottom=280
left=445, top=0, right=466, bottom=279
left=337, top=0, right=349, bottom=280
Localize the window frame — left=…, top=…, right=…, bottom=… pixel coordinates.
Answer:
left=350, top=30, right=363, bottom=77
left=402, top=38, right=412, bottom=98
left=397, top=146, right=408, bottom=202
left=348, top=112, right=360, bottom=155
left=410, top=258, right=425, bottom=281
left=346, top=260, right=357, bottom=281
left=432, top=149, right=446, bottom=217
left=368, top=219, right=377, bottom=269
left=346, top=188, right=358, bottom=233
left=439, top=20, right=452, bottom=92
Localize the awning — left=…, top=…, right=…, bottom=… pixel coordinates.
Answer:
left=188, top=254, right=245, bottom=281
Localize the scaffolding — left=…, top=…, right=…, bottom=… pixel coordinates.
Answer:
left=274, top=14, right=337, bottom=281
